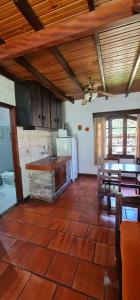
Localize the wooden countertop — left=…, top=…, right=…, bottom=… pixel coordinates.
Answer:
left=26, top=156, right=71, bottom=171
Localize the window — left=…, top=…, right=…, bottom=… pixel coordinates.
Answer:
left=106, top=116, right=137, bottom=158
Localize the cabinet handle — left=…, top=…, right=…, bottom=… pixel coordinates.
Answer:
left=38, top=114, right=42, bottom=119
left=57, top=119, right=59, bottom=123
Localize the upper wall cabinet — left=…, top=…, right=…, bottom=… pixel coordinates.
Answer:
left=41, top=87, right=51, bottom=129
left=15, top=81, right=62, bottom=130
left=50, top=93, right=62, bottom=130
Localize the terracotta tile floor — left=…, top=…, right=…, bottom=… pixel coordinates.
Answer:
left=0, top=176, right=133, bottom=299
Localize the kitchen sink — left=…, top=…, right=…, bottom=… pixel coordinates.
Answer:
left=47, top=156, right=57, bottom=161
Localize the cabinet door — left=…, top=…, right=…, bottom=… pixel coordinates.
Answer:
left=50, top=94, right=58, bottom=129
left=15, top=82, right=32, bottom=127
left=41, top=88, right=51, bottom=128
left=55, top=168, right=61, bottom=191
left=56, top=100, right=62, bottom=129
left=55, top=164, right=66, bottom=191
left=31, top=82, right=42, bottom=127
left=60, top=164, right=66, bottom=185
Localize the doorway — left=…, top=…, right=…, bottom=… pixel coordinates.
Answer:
left=0, top=103, right=23, bottom=214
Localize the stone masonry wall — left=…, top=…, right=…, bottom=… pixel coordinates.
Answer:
left=28, top=170, right=55, bottom=202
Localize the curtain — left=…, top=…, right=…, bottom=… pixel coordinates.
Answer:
left=94, top=116, right=106, bottom=165
left=136, top=114, right=140, bottom=158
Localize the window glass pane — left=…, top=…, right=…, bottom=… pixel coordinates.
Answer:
left=127, top=119, right=137, bottom=127
left=127, top=138, right=136, bottom=146
left=127, top=146, right=136, bottom=155
left=112, top=137, right=123, bottom=146
left=112, top=119, right=123, bottom=128
left=112, top=128, right=123, bottom=137
left=127, top=127, right=137, bottom=136
left=112, top=146, right=123, bottom=154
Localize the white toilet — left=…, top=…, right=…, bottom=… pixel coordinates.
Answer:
left=1, top=171, right=15, bottom=185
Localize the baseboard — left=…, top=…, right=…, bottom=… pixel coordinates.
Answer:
left=78, top=173, right=97, bottom=178
left=23, top=195, right=30, bottom=203
left=0, top=204, right=17, bottom=218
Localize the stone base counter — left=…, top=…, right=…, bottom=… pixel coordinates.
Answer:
left=26, top=157, right=71, bottom=202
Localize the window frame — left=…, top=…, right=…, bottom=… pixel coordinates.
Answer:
left=106, top=115, right=137, bottom=159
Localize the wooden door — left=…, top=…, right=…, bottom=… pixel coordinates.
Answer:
left=31, top=82, right=42, bottom=127
left=41, top=88, right=51, bottom=128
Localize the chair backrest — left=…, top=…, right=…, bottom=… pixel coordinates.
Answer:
left=136, top=157, right=140, bottom=165
left=116, top=195, right=140, bottom=228
left=104, top=155, right=119, bottom=164
left=97, top=166, right=121, bottom=192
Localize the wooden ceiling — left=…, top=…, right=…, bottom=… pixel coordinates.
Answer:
left=0, top=0, right=139, bottom=101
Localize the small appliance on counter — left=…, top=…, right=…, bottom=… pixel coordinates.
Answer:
left=56, top=137, right=78, bottom=181
left=58, top=122, right=71, bottom=138
left=58, top=129, right=71, bottom=138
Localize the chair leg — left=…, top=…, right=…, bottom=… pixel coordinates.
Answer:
left=107, top=196, right=111, bottom=213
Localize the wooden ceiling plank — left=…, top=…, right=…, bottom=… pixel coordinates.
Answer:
left=0, top=0, right=135, bottom=62
left=126, top=48, right=140, bottom=96
left=15, top=56, right=74, bottom=103
left=13, top=0, right=83, bottom=92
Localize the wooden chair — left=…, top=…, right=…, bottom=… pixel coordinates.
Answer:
left=104, top=155, right=119, bottom=164
left=116, top=195, right=140, bottom=300
left=136, top=157, right=140, bottom=194
left=97, top=166, right=121, bottom=212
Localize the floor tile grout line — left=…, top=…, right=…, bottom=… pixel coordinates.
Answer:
left=3, top=212, right=116, bottom=229
left=16, top=272, right=32, bottom=300
left=0, top=226, right=116, bottom=250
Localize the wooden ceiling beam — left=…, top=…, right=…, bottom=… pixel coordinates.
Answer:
left=0, top=36, right=74, bottom=103
left=125, top=48, right=140, bottom=96
left=0, top=65, right=20, bottom=82
left=95, top=34, right=108, bottom=99
left=51, top=47, right=83, bottom=90
left=15, top=57, right=74, bottom=103
left=13, top=0, right=83, bottom=92
left=0, top=0, right=134, bottom=62
left=0, top=37, right=21, bottom=82
left=87, top=0, right=95, bottom=11
left=13, top=0, right=43, bottom=30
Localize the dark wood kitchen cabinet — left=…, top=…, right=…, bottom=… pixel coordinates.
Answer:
left=55, top=163, right=66, bottom=191
left=15, top=81, right=42, bottom=127
left=15, top=81, right=62, bottom=130
left=50, top=94, right=62, bottom=130
left=41, top=87, right=51, bottom=128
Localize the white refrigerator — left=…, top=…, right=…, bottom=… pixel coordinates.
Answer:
left=56, top=137, right=78, bottom=181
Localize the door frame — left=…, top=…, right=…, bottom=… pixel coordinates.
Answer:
left=0, top=102, right=23, bottom=203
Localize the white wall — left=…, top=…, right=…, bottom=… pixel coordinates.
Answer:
left=0, top=107, right=10, bottom=126
left=0, top=75, right=15, bottom=106
left=63, top=93, right=140, bottom=174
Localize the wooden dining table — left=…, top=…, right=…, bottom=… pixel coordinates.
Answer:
left=102, top=162, right=140, bottom=189
left=103, top=162, right=140, bottom=175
